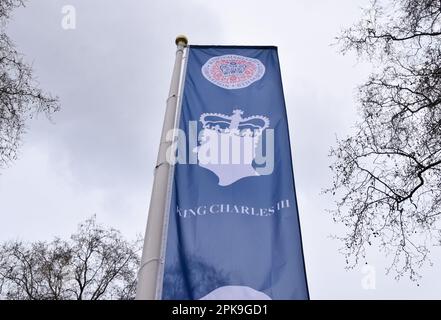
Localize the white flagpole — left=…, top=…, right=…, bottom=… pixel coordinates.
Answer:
left=136, top=35, right=188, bottom=300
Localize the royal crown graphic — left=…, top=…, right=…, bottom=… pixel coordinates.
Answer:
left=219, top=62, right=247, bottom=77
left=195, top=109, right=270, bottom=186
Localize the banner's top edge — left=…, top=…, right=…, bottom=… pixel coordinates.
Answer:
left=189, top=45, right=278, bottom=49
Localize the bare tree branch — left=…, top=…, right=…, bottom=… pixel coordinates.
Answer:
left=0, top=0, right=59, bottom=170
left=0, top=216, right=142, bottom=300
left=328, top=0, right=441, bottom=281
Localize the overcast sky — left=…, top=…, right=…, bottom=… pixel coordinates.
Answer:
left=1, top=0, right=440, bottom=299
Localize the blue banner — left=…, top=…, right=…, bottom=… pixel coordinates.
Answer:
left=161, top=46, right=309, bottom=300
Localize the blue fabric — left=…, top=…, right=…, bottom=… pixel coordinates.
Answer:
left=161, top=46, right=309, bottom=300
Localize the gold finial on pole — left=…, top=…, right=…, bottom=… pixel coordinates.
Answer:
left=175, top=35, right=188, bottom=47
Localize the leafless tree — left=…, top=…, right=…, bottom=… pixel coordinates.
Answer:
left=0, top=216, right=141, bottom=300
left=328, top=0, right=441, bottom=281
left=0, top=0, right=59, bottom=170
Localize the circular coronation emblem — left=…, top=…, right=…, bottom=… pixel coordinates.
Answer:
left=201, top=54, right=265, bottom=89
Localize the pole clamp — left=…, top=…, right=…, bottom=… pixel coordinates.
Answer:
left=166, top=94, right=177, bottom=103
left=137, top=257, right=164, bottom=277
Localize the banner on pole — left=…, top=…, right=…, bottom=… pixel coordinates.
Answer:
left=160, top=45, right=309, bottom=300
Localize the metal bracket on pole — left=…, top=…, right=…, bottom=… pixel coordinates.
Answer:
left=166, top=94, right=178, bottom=103
left=137, top=257, right=163, bottom=275
left=154, top=161, right=167, bottom=171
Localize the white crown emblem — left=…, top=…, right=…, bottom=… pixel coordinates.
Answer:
left=201, top=55, right=266, bottom=90
left=195, top=109, right=270, bottom=186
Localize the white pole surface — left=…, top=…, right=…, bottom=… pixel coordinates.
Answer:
left=136, top=36, right=188, bottom=300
